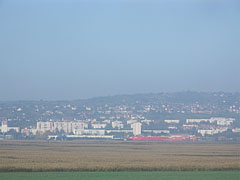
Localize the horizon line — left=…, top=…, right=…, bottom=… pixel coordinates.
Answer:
left=0, top=91, right=239, bottom=102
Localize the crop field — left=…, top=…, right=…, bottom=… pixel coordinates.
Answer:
left=0, top=140, right=239, bottom=172
left=0, top=171, right=239, bottom=180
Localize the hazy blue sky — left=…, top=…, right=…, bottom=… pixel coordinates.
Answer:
left=0, top=0, right=239, bottom=100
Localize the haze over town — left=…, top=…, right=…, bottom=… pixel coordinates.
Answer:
left=0, top=0, right=239, bottom=101
left=0, top=1, right=240, bottom=179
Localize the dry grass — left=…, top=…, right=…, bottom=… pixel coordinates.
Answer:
left=0, top=140, right=239, bottom=172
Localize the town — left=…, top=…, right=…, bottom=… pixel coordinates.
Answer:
left=0, top=92, right=239, bottom=142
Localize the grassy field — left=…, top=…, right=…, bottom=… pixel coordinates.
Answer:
left=0, top=171, right=239, bottom=180
left=0, top=140, right=239, bottom=172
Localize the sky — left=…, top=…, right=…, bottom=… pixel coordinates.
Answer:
left=0, top=0, right=239, bottom=100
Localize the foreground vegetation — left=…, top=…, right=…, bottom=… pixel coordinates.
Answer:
left=0, top=140, right=239, bottom=172
left=0, top=171, right=240, bottom=180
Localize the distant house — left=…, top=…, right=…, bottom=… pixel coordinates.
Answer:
left=164, top=120, right=180, bottom=124
left=0, top=121, right=20, bottom=133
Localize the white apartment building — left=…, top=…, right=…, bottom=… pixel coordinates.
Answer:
left=186, top=119, right=210, bottom=124
left=198, top=127, right=228, bottom=136
left=91, top=122, right=107, bottom=129
left=127, top=119, right=138, bottom=125
left=164, top=120, right=180, bottom=124
left=74, top=129, right=105, bottom=135
left=141, top=119, right=153, bottom=125
left=186, top=117, right=235, bottom=126
left=210, top=117, right=234, bottom=126
left=143, top=130, right=170, bottom=134
left=131, top=122, right=142, bottom=136
left=37, top=121, right=88, bottom=133
left=0, top=121, right=20, bottom=133
left=112, top=121, right=124, bottom=129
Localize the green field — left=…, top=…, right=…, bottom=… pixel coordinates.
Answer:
left=0, top=171, right=239, bottom=180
